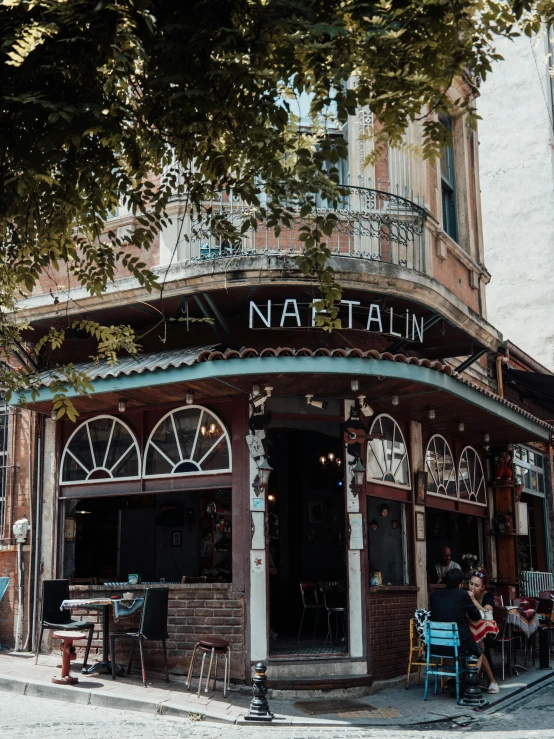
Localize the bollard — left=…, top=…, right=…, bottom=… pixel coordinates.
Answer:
left=244, top=662, right=274, bottom=722
left=539, top=626, right=551, bottom=669
left=459, top=655, right=488, bottom=708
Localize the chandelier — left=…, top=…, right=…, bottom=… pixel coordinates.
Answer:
left=319, top=452, right=342, bottom=469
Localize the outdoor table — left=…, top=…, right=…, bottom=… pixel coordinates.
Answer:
left=61, top=597, right=144, bottom=675
left=506, top=607, right=539, bottom=637
left=469, top=618, right=499, bottom=642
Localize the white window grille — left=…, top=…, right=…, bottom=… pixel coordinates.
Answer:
left=425, top=434, right=457, bottom=498
left=144, top=406, right=231, bottom=479
left=366, top=414, right=410, bottom=489
left=60, top=416, right=141, bottom=485
left=458, top=446, right=487, bottom=506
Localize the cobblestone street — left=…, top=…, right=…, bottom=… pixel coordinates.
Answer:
left=1, top=685, right=554, bottom=738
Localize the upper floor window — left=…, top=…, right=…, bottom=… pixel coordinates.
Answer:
left=514, top=445, right=545, bottom=496
left=366, top=414, right=410, bottom=489
left=144, top=406, right=231, bottom=478
left=440, top=115, right=458, bottom=243
left=425, top=435, right=457, bottom=498
left=60, top=416, right=141, bottom=485
left=458, top=446, right=486, bottom=505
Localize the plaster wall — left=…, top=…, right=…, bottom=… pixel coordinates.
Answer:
left=478, top=35, right=554, bottom=369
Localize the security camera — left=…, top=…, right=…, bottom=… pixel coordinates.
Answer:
left=357, top=395, right=374, bottom=417
left=251, top=393, right=268, bottom=409
left=306, top=394, right=328, bottom=410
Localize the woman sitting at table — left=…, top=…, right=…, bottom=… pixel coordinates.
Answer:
left=469, top=569, right=498, bottom=694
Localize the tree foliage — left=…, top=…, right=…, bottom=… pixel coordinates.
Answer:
left=0, top=0, right=552, bottom=412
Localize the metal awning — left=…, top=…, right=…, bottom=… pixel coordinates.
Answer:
left=26, top=345, right=554, bottom=443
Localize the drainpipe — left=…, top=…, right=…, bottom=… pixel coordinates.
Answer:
left=30, top=418, right=42, bottom=653
left=12, top=518, right=30, bottom=651
left=496, top=354, right=505, bottom=399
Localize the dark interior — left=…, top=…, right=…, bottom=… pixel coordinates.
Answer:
left=63, top=489, right=232, bottom=583
left=268, top=428, right=347, bottom=655
left=425, top=507, right=483, bottom=581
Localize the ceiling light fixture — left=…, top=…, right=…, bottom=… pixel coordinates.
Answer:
left=118, top=399, right=127, bottom=413
left=458, top=421, right=465, bottom=432
left=391, top=395, right=399, bottom=406
left=185, top=391, right=195, bottom=405
left=428, top=408, right=436, bottom=420
left=350, top=379, right=359, bottom=393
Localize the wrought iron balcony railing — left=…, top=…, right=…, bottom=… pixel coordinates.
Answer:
left=178, top=186, right=427, bottom=273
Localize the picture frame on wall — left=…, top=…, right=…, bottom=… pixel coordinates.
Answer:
left=415, top=470, right=428, bottom=504
left=415, top=511, right=426, bottom=541
left=171, top=531, right=182, bottom=547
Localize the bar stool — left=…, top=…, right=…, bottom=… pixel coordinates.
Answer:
left=186, top=637, right=231, bottom=697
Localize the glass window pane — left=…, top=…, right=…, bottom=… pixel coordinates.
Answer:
left=367, top=415, right=409, bottom=488
left=88, top=418, right=114, bottom=468
left=174, top=409, right=202, bottom=459
left=67, top=426, right=93, bottom=471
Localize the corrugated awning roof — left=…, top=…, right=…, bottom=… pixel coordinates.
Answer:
left=38, top=344, right=219, bottom=385
left=34, top=344, right=554, bottom=434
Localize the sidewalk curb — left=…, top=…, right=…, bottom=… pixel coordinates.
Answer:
left=0, top=674, right=238, bottom=724
left=481, top=669, right=554, bottom=715
left=0, top=668, right=552, bottom=727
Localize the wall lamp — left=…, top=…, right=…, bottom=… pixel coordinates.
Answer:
left=252, top=456, right=273, bottom=497
left=349, top=456, right=366, bottom=497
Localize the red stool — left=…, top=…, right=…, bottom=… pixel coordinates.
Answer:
left=52, top=630, right=88, bottom=685
left=186, top=637, right=231, bottom=697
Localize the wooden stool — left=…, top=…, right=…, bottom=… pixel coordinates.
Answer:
left=52, top=630, right=88, bottom=685
left=186, top=637, right=231, bottom=697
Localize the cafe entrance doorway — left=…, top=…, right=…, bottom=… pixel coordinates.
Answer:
left=267, top=427, right=348, bottom=657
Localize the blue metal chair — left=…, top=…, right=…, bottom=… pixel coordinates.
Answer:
left=424, top=621, right=467, bottom=704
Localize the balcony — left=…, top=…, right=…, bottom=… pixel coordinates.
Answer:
left=175, top=186, right=427, bottom=273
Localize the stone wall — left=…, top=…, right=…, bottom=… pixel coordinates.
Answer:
left=367, top=587, right=418, bottom=681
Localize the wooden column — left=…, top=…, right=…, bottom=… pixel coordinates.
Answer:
left=410, top=421, right=427, bottom=609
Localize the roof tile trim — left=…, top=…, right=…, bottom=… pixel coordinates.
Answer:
left=195, top=346, right=554, bottom=431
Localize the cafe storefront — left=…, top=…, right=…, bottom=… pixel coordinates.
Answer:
left=28, top=286, right=554, bottom=688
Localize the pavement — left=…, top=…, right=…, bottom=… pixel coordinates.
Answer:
left=0, top=650, right=553, bottom=728
left=2, top=684, right=554, bottom=737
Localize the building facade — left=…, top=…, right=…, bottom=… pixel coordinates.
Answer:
left=0, top=76, right=553, bottom=690
left=478, top=32, right=554, bottom=371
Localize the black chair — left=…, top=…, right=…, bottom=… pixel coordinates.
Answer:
left=35, top=579, right=95, bottom=666
left=110, top=587, right=169, bottom=687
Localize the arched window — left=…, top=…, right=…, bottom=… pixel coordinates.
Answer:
left=425, top=435, right=457, bottom=498
left=144, top=406, right=231, bottom=478
left=60, top=416, right=140, bottom=485
left=366, top=414, right=410, bottom=488
left=458, top=446, right=486, bottom=505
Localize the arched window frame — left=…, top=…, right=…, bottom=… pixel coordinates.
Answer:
left=366, top=413, right=411, bottom=490
left=457, top=445, right=487, bottom=506
left=425, top=434, right=457, bottom=499
left=60, top=415, right=141, bottom=486
left=143, top=405, right=232, bottom=479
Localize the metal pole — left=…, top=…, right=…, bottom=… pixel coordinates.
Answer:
left=31, top=420, right=42, bottom=653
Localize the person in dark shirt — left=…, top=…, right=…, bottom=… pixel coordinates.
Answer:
left=468, top=569, right=498, bottom=693
left=430, top=567, right=482, bottom=663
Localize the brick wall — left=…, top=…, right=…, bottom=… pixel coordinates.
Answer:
left=66, top=583, right=245, bottom=680
left=367, top=587, right=418, bottom=680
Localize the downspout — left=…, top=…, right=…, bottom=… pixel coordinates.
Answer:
left=496, top=355, right=505, bottom=399
left=30, top=417, right=42, bottom=653
left=12, top=517, right=30, bottom=651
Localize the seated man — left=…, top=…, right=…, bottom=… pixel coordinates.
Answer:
left=430, top=568, right=482, bottom=661
left=428, top=546, right=462, bottom=584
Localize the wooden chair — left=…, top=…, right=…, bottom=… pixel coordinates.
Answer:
left=423, top=621, right=466, bottom=704
left=406, top=617, right=429, bottom=689
left=493, top=595, right=504, bottom=607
